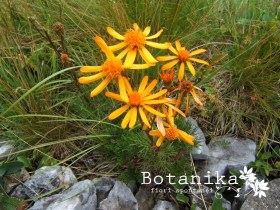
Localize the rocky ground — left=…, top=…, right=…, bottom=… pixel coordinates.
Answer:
left=1, top=118, right=279, bottom=210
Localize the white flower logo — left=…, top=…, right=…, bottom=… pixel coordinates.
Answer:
left=239, top=166, right=269, bottom=198
left=252, top=180, right=270, bottom=198
left=239, top=166, right=257, bottom=188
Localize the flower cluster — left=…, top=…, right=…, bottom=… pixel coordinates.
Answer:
left=239, top=166, right=269, bottom=198
left=78, top=23, right=209, bottom=147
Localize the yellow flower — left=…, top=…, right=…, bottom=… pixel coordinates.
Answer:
left=149, top=110, right=194, bottom=147
left=78, top=36, right=150, bottom=97
left=157, top=40, right=209, bottom=81
left=107, top=23, right=171, bottom=67
left=105, top=76, right=168, bottom=129
left=174, top=80, right=203, bottom=115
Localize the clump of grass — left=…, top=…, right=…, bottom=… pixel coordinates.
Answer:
left=199, top=0, right=280, bottom=142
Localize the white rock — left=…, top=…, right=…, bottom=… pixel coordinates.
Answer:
left=198, top=136, right=256, bottom=178
left=152, top=200, right=177, bottom=210
left=99, top=180, right=138, bottom=210
left=185, top=117, right=210, bottom=160
left=29, top=180, right=97, bottom=210
left=11, top=166, right=77, bottom=199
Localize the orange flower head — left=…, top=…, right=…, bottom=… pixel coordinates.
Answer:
left=181, top=80, right=194, bottom=93
left=157, top=40, right=209, bottom=80
left=165, top=127, right=179, bottom=140
left=178, top=50, right=190, bottom=62
left=105, top=76, right=168, bottom=129
left=102, top=58, right=124, bottom=78
left=61, top=53, right=70, bottom=64
left=129, top=91, right=142, bottom=106
left=124, top=29, right=146, bottom=50
left=107, top=23, right=170, bottom=67
left=159, top=69, right=175, bottom=86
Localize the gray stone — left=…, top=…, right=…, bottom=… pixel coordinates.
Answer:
left=11, top=166, right=77, bottom=199
left=198, top=136, right=256, bottom=178
left=152, top=200, right=177, bottom=210
left=135, top=186, right=155, bottom=210
left=92, top=177, right=115, bottom=205
left=99, top=180, right=138, bottom=210
left=240, top=178, right=280, bottom=210
left=0, top=141, right=14, bottom=160
left=221, top=199, right=231, bottom=210
left=29, top=180, right=97, bottom=210
left=185, top=117, right=209, bottom=160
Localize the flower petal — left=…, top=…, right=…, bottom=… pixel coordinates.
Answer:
left=156, top=116, right=166, bottom=136
left=78, top=72, right=105, bottom=84
left=80, top=66, right=102, bottom=73
left=162, top=60, right=179, bottom=70
left=108, top=104, right=130, bottom=120
left=95, top=36, right=115, bottom=59
left=143, top=26, right=151, bottom=36
left=118, top=76, right=129, bottom=102
left=124, top=49, right=137, bottom=68
left=129, top=107, right=138, bottom=128
left=175, top=40, right=182, bottom=51
left=107, top=27, right=125, bottom=40
left=178, top=62, right=185, bottom=82
left=149, top=129, right=162, bottom=136
left=146, top=29, right=163, bottom=40
left=156, top=136, right=165, bottom=147
left=165, top=103, right=186, bottom=118
left=143, top=89, right=167, bottom=100
left=146, top=41, right=171, bottom=49
left=189, top=49, right=207, bottom=56
left=139, top=47, right=158, bottom=64
left=116, top=47, right=129, bottom=60
left=177, top=129, right=195, bottom=145
left=186, top=61, right=196, bottom=76
left=138, top=76, right=149, bottom=94
left=143, top=105, right=165, bottom=117
left=105, top=91, right=123, bottom=102
left=133, top=23, right=140, bottom=31
left=141, top=79, right=158, bottom=97
left=123, top=77, right=133, bottom=95
left=90, top=77, right=111, bottom=97
left=139, top=107, right=151, bottom=128
left=189, top=57, right=209, bottom=66
left=156, top=55, right=177, bottom=62
left=191, top=89, right=203, bottom=106
left=130, top=64, right=151, bottom=70
left=109, top=42, right=128, bottom=51
left=143, top=99, right=168, bottom=104
left=121, top=108, right=133, bottom=128
left=169, top=45, right=178, bottom=55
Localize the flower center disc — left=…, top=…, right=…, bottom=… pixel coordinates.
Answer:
left=181, top=81, right=194, bottom=93
left=125, top=29, right=146, bottom=50
left=178, top=50, right=190, bottom=62
left=129, top=91, right=142, bottom=106
left=102, top=58, right=123, bottom=78
left=165, top=127, right=178, bottom=140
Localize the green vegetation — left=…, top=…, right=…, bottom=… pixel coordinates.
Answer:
left=0, top=0, right=279, bottom=197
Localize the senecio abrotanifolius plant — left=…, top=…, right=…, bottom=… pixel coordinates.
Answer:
left=78, top=23, right=209, bottom=147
